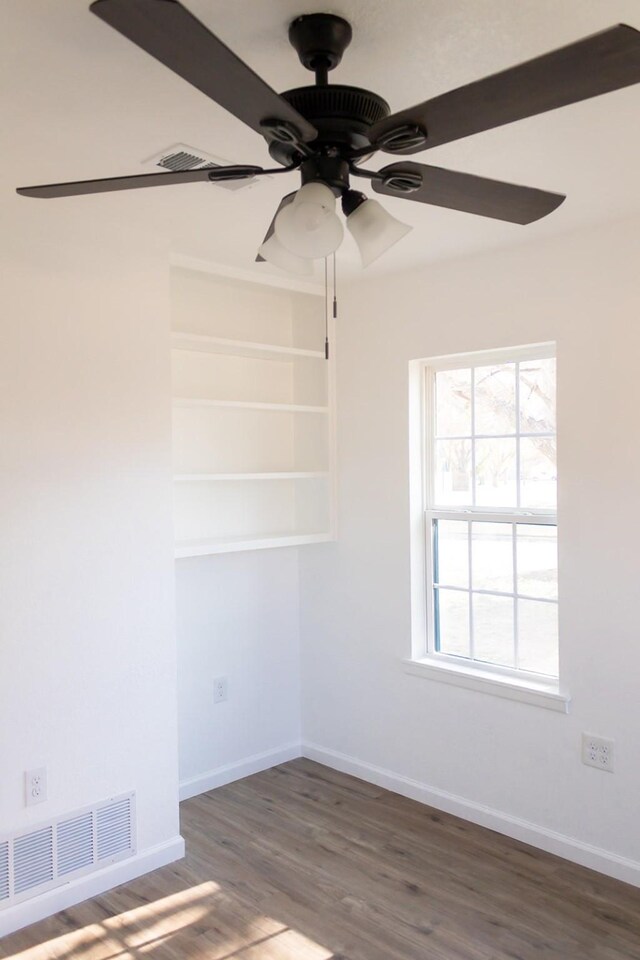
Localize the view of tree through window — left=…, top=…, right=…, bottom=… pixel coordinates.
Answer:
left=426, top=353, right=558, bottom=678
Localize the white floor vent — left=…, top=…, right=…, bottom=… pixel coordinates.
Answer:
left=0, top=793, right=135, bottom=910
left=14, top=827, right=54, bottom=896
left=0, top=842, right=9, bottom=903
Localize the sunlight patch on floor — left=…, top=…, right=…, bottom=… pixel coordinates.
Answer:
left=3, top=881, right=334, bottom=959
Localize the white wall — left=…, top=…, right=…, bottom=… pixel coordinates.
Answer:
left=176, top=549, right=301, bottom=797
left=299, top=215, right=640, bottom=881
left=0, top=206, right=182, bottom=930
left=172, top=271, right=315, bottom=797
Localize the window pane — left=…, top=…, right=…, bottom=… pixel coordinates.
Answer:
left=517, top=524, right=557, bottom=599
left=520, top=437, right=557, bottom=509
left=475, top=438, right=517, bottom=507
left=427, top=353, right=558, bottom=678
left=474, top=364, right=516, bottom=435
left=520, top=358, right=556, bottom=433
left=435, top=439, right=472, bottom=505
left=434, top=520, right=468, bottom=588
left=436, top=588, right=470, bottom=658
left=518, top=599, right=558, bottom=676
left=471, top=522, right=513, bottom=593
left=435, top=368, right=472, bottom=437
left=473, top=594, right=515, bottom=667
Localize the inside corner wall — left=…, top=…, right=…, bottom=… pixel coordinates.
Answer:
left=171, top=269, right=309, bottom=799
left=175, top=547, right=302, bottom=798
left=298, top=215, right=640, bottom=885
left=0, top=210, right=182, bottom=932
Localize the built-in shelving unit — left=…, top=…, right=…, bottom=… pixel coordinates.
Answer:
left=171, top=264, right=335, bottom=558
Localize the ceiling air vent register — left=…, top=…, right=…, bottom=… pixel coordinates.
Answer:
left=142, top=143, right=265, bottom=191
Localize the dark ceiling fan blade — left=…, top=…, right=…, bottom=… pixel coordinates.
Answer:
left=90, top=0, right=317, bottom=145
left=372, top=162, right=565, bottom=224
left=255, top=192, right=296, bottom=261
left=370, top=24, right=640, bottom=154
left=17, top=165, right=265, bottom=198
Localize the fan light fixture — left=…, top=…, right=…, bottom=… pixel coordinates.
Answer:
left=342, top=190, right=412, bottom=267
left=260, top=185, right=412, bottom=274
left=274, top=182, right=344, bottom=259
left=258, top=233, right=313, bottom=275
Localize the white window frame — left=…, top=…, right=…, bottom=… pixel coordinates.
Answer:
left=406, top=343, right=570, bottom=712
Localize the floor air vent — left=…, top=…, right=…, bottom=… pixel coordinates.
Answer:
left=97, top=797, right=133, bottom=861
left=0, top=842, right=9, bottom=903
left=142, top=142, right=265, bottom=191
left=57, top=812, right=94, bottom=877
left=13, top=827, right=54, bottom=897
left=0, top=793, right=135, bottom=909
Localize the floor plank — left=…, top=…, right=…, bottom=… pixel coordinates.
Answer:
left=1, top=759, right=639, bottom=959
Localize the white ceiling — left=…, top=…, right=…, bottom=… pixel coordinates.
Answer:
left=3, top=0, right=640, bottom=282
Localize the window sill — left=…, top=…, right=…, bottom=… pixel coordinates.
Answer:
left=402, top=657, right=570, bottom=713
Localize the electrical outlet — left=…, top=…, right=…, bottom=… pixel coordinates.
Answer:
left=582, top=734, right=615, bottom=772
left=213, top=676, right=228, bottom=703
left=25, top=767, right=47, bottom=805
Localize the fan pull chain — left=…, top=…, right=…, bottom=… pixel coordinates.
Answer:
left=324, top=257, right=329, bottom=360
left=332, top=250, right=338, bottom=326
left=323, top=255, right=338, bottom=361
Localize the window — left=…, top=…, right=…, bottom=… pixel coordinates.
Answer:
left=412, top=345, right=561, bottom=699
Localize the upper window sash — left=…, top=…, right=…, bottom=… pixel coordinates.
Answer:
left=424, top=352, right=556, bottom=514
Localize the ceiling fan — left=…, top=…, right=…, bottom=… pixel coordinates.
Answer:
left=16, top=1, right=640, bottom=273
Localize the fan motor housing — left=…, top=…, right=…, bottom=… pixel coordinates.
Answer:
left=267, top=84, right=390, bottom=165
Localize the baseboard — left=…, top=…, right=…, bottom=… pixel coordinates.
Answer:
left=302, top=742, right=640, bottom=889
left=0, top=835, right=185, bottom=939
left=179, top=742, right=301, bottom=801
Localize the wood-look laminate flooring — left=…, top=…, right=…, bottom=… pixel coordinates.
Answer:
left=2, top=758, right=640, bottom=960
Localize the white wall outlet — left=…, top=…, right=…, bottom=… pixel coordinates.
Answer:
left=25, top=767, right=47, bottom=805
left=582, top=734, right=615, bottom=772
left=213, top=676, right=228, bottom=703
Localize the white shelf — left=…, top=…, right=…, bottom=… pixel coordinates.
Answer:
left=175, top=531, right=333, bottom=558
left=174, top=472, right=329, bottom=482
left=173, top=398, right=328, bottom=414
left=171, top=332, right=325, bottom=362
left=171, top=266, right=335, bottom=558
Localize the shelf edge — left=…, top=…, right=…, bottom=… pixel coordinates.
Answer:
left=173, top=472, right=329, bottom=482
left=173, top=398, right=329, bottom=413
left=175, top=532, right=333, bottom=558
left=171, top=332, right=324, bottom=360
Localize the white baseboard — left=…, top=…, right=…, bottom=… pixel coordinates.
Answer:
left=179, top=742, right=301, bottom=801
left=0, top=835, right=185, bottom=939
left=302, top=742, right=640, bottom=889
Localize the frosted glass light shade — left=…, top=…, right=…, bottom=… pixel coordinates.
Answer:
left=275, top=182, right=343, bottom=259
left=258, top=233, right=314, bottom=275
left=346, top=199, right=412, bottom=267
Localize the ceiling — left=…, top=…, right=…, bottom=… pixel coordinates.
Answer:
left=3, top=0, right=640, bottom=282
